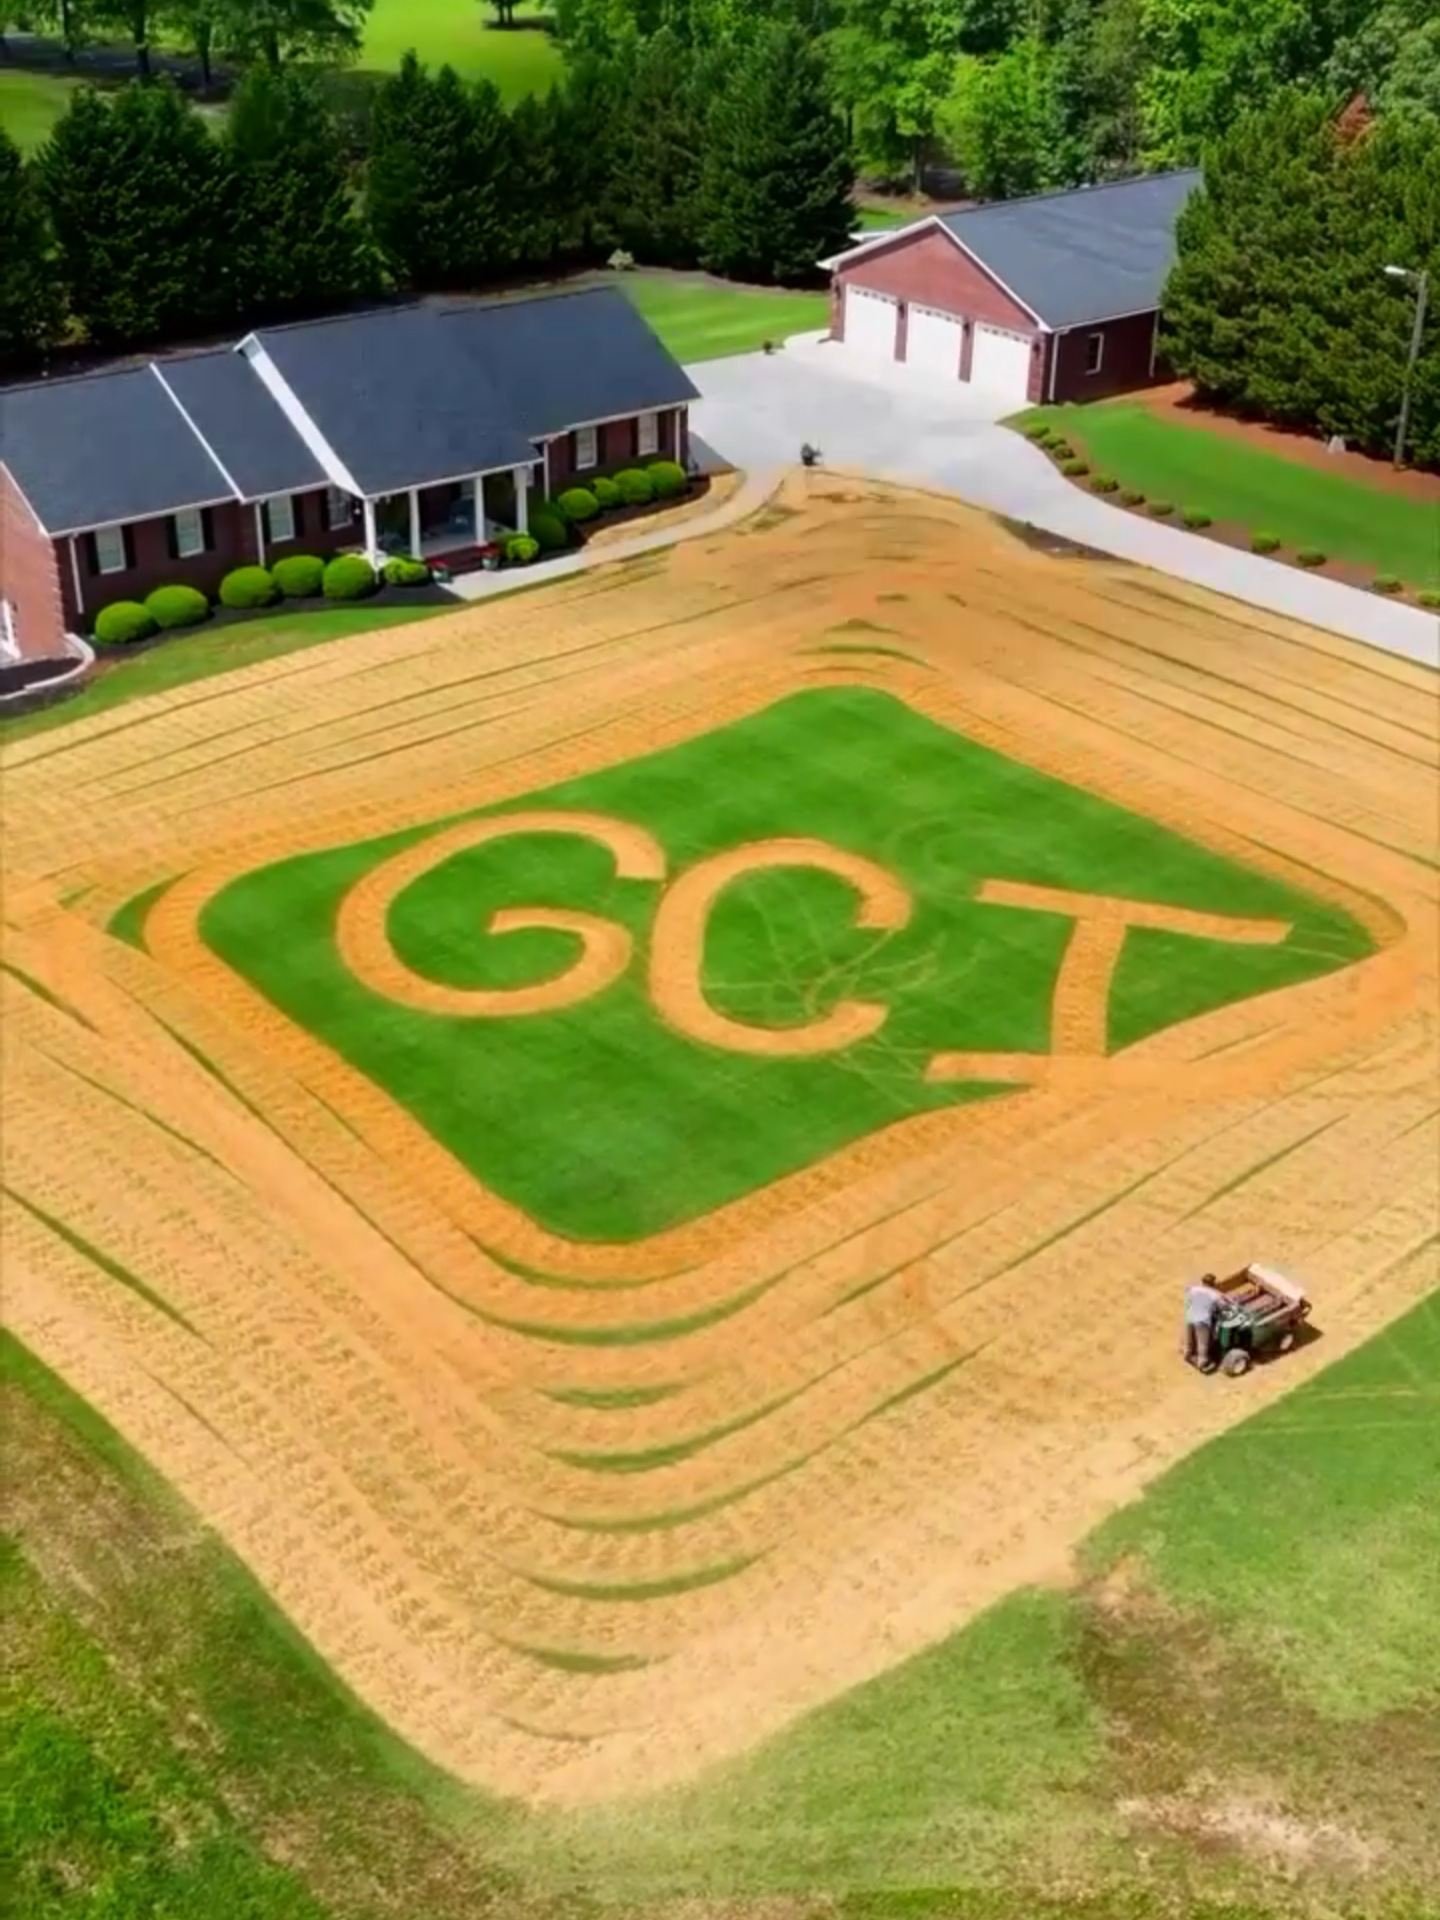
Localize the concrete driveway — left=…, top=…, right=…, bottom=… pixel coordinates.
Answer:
left=688, top=339, right=1440, bottom=668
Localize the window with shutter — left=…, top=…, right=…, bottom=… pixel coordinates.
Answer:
left=265, top=495, right=296, bottom=543
left=637, top=411, right=659, bottom=456
left=574, top=425, right=598, bottom=470
left=93, top=526, right=128, bottom=575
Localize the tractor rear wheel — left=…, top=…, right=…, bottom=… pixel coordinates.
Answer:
left=1222, top=1349, right=1252, bottom=1376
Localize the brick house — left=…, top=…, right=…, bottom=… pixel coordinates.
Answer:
left=0, top=287, right=698, bottom=659
left=822, top=170, right=1201, bottom=407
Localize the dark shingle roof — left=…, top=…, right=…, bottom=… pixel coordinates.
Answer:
left=159, top=350, right=328, bottom=500
left=249, top=305, right=541, bottom=496
left=0, top=365, right=234, bottom=535
left=441, top=287, right=701, bottom=438
left=936, top=170, right=1202, bottom=329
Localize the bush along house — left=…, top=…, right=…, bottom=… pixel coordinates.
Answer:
left=822, top=170, right=1201, bottom=406
left=0, top=287, right=699, bottom=660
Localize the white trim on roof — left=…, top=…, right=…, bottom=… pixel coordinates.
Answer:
left=825, top=218, right=1049, bottom=330
left=148, top=363, right=244, bottom=502
left=819, top=215, right=949, bottom=271
left=46, top=494, right=239, bottom=541
left=1053, top=303, right=1167, bottom=330
left=534, top=402, right=687, bottom=440
left=367, top=457, right=542, bottom=500
left=2, top=458, right=52, bottom=537
left=234, top=334, right=365, bottom=498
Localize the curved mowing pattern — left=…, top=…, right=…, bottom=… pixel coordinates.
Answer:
left=2, top=473, right=1436, bottom=1812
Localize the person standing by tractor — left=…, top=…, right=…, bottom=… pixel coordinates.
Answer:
left=1182, top=1274, right=1226, bottom=1372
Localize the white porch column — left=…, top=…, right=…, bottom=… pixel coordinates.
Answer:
left=408, top=486, right=421, bottom=557
left=253, top=502, right=267, bottom=566
left=474, top=473, right=487, bottom=541
left=362, top=497, right=379, bottom=566
left=514, top=466, right=529, bottom=535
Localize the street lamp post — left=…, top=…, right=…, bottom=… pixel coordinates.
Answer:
left=1384, top=263, right=1430, bottom=470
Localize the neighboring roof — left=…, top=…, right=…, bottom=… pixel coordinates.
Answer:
left=825, top=171, right=1203, bottom=330
left=0, top=365, right=233, bottom=535
left=160, top=350, right=328, bottom=500
left=249, top=305, right=545, bottom=497
left=441, top=287, right=702, bottom=439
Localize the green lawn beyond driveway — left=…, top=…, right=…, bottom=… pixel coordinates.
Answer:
left=619, top=277, right=829, bottom=363
left=1016, top=400, right=1440, bottom=588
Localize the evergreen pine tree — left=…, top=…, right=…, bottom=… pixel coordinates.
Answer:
left=609, top=26, right=704, bottom=264
left=0, top=129, right=66, bottom=366
left=550, top=54, right=624, bottom=260
left=36, top=82, right=230, bottom=349
left=507, top=89, right=562, bottom=268
left=694, top=21, right=853, bottom=284
left=224, top=66, right=377, bottom=322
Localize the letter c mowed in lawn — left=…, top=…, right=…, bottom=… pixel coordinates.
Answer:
left=191, top=688, right=1372, bottom=1245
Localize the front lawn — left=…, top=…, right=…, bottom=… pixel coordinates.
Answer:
left=361, top=0, right=561, bottom=96
left=1015, top=400, right=1440, bottom=587
left=619, top=276, right=829, bottom=363
left=0, top=70, right=83, bottom=150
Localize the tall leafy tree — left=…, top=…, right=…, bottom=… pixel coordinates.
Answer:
left=695, top=19, right=853, bottom=283
left=36, top=82, right=230, bottom=348
left=827, top=0, right=954, bottom=184
left=938, top=36, right=1058, bottom=197
left=216, top=0, right=374, bottom=69
left=224, top=65, right=376, bottom=319
left=0, top=129, right=67, bottom=364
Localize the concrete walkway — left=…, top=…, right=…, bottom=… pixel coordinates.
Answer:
left=691, top=338, right=1440, bottom=669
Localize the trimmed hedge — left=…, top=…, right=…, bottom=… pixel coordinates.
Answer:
left=271, top=553, right=326, bottom=598
left=591, top=476, right=621, bottom=511
left=557, top=486, right=601, bottom=523
left=1119, top=488, right=1146, bottom=507
left=323, top=554, right=378, bottom=600
left=1022, top=420, right=1051, bottom=440
left=647, top=459, right=688, bottom=498
left=1250, top=530, right=1282, bottom=554
left=1148, top=501, right=1175, bottom=517
left=144, top=583, right=210, bottom=630
left=383, top=556, right=431, bottom=587
left=1372, top=574, right=1403, bottom=595
left=504, top=534, right=540, bottom=565
left=219, top=565, right=280, bottom=609
left=93, top=600, right=157, bottom=646
left=614, top=467, right=654, bottom=507
left=1048, top=440, right=1074, bottom=460
left=1060, top=458, right=1089, bottom=477
left=1296, top=547, right=1327, bottom=567
left=1181, top=509, right=1212, bottom=530
left=1089, top=475, right=1119, bottom=494
left=530, top=508, right=570, bottom=553
left=1418, top=587, right=1440, bottom=609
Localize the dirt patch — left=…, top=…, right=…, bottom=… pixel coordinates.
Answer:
left=1142, top=383, right=1440, bottom=505
left=2, top=469, right=1436, bottom=1815
left=995, top=516, right=1114, bottom=562
left=581, top=473, right=741, bottom=551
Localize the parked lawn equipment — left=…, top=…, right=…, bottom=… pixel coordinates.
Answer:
left=1211, top=1264, right=1312, bottom=1375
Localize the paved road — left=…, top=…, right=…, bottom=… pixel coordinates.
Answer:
left=689, top=338, right=1440, bottom=669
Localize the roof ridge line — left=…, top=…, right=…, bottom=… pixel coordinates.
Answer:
left=948, top=166, right=1202, bottom=220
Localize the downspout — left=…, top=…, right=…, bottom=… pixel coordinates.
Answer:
left=254, top=502, right=267, bottom=567
left=68, top=536, right=85, bottom=619
left=1046, top=328, right=1061, bottom=404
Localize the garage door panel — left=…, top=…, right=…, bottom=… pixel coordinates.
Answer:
left=842, top=287, right=899, bottom=360
left=969, top=323, right=1033, bottom=401
left=904, top=305, right=963, bottom=379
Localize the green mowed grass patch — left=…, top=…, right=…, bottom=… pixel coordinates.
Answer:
left=0, top=69, right=84, bottom=149
left=196, top=685, right=1371, bottom=1244
left=1015, top=401, right=1440, bottom=585
left=619, top=275, right=830, bottom=361
left=361, top=0, right=562, bottom=96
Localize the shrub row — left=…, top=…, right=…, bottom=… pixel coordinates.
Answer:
left=91, top=551, right=434, bottom=645
left=509, top=458, right=691, bottom=568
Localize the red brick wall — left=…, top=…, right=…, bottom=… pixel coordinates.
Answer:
left=835, top=227, right=1036, bottom=334
left=544, top=409, right=684, bottom=494
left=1, top=463, right=67, bottom=660
left=1046, top=312, right=1161, bottom=403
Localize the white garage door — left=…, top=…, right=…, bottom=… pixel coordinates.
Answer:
left=904, top=304, right=964, bottom=379
left=969, top=323, right=1034, bottom=401
left=842, top=286, right=899, bottom=360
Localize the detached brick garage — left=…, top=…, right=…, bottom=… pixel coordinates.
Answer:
left=824, top=170, right=1201, bottom=408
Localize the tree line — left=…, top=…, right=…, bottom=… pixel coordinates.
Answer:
left=0, top=0, right=374, bottom=83
left=0, top=25, right=852, bottom=366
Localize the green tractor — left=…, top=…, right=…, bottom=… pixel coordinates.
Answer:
left=1212, top=1264, right=1312, bottom=1376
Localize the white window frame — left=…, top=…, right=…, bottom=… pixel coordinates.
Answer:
left=637, top=410, right=659, bottom=457
left=574, top=424, right=598, bottom=471
left=264, top=494, right=296, bottom=544
left=326, top=486, right=353, bottom=530
left=172, top=506, right=206, bottom=558
left=94, top=525, right=128, bottom=575
left=1085, top=331, right=1105, bottom=375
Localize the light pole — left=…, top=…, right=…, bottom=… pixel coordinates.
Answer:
left=1383, top=263, right=1429, bottom=470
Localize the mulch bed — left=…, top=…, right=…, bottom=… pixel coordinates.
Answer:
left=85, top=582, right=455, bottom=665
left=575, top=475, right=715, bottom=546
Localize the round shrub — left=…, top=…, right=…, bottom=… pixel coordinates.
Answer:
left=1372, top=574, right=1403, bottom=595
left=322, top=554, right=378, bottom=601
left=1181, top=509, right=1212, bottom=530
left=1022, top=420, right=1052, bottom=440
left=1119, top=488, right=1146, bottom=507
left=1147, top=500, right=1175, bottom=517
left=647, top=459, right=688, bottom=499
left=591, top=475, right=621, bottom=511
left=383, top=557, right=431, bottom=587
left=271, top=553, right=326, bottom=598
left=1296, top=547, right=1327, bottom=567
left=93, top=600, right=157, bottom=646
left=1089, top=474, right=1119, bottom=494
left=614, top=467, right=655, bottom=507
left=144, top=583, right=210, bottom=630
left=1060, top=458, right=1089, bottom=477
left=1418, top=587, right=1440, bottom=609
left=556, top=485, right=601, bottom=523
left=1250, top=530, right=1282, bottom=555
left=1047, top=440, right=1074, bottom=460
left=530, top=508, right=570, bottom=554
left=219, top=564, right=280, bottom=610
left=504, top=533, right=540, bottom=565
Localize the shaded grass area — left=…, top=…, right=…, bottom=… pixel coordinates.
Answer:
left=619, top=275, right=829, bottom=362
left=0, top=68, right=81, bottom=148
left=0, top=605, right=444, bottom=746
left=360, top=0, right=562, bottom=97
left=1013, top=401, right=1440, bottom=585
left=200, top=685, right=1371, bottom=1243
